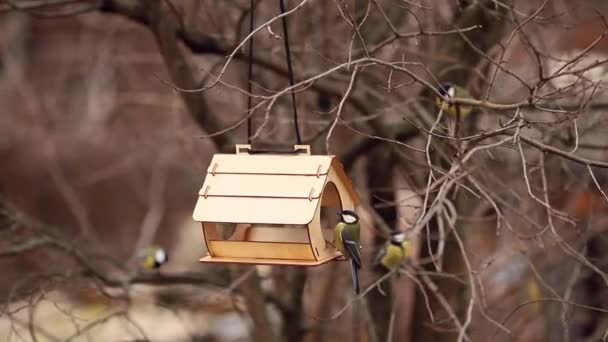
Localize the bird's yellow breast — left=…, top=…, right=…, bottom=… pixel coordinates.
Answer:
left=435, top=98, right=472, bottom=118
left=334, top=223, right=345, bottom=254
left=381, top=244, right=405, bottom=269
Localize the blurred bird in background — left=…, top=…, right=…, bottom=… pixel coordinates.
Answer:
left=334, top=209, right=362, bottom=295
left=374, top=232, right=412, bottom=276
left=137, top=246, right=169, bottom=270
left=526, top=276, right=542, bottom=313
left=435, top=82, right=473, bottom=137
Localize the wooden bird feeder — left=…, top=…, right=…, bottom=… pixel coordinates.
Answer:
left=192, top=144, right=359, bottom=266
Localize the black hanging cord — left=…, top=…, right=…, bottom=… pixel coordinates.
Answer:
left=245, top=0, right=302, bottom=149
left=246, top=0, right=256, bottom=144
left=279, top=0, right=302, bottom=145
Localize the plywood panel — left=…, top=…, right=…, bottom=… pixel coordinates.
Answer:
left=206, top=154, right=332, bottom=176
left=199, top=254, right=342, bottom=266
left=193, top=196, right=319, bottom=224
left=330, top=158, right=359, bottom=205
left=320, top=181, right=342, bottom=207
left=322, top=228, right=334, bottom=242
left=306, top=168, right=357, bottom=261
left=328, top=167, right=356, bottom=210
left=200, top=174, right=326, bottom=199
left=209, top=241, right=315, bottom=260
left=193, top=146, right=360, bottom=227
left=247, top=226, right=310, bottom=243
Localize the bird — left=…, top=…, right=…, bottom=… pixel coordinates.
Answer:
left=137, top=246, right=169, bottom=270
left=374, top=232, right=412, bottom=275
left=435, top=82, right=473, bottom=137
left=334, top=209, right=362, bottom=295
left=435, top=82, right=473, bottom=118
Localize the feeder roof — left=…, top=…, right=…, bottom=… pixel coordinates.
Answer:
left=192, top=153, right=358, bottom=225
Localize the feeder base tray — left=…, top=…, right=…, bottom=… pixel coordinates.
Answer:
left=199, top=254, right=342, bottom=266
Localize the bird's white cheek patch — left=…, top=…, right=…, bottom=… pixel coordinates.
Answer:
left=155, top=250, right=167, bottom=263
left=343, top=216, right=356, bottom=224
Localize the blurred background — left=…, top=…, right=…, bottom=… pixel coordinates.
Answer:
left=2, top=0, right=608, bottom=341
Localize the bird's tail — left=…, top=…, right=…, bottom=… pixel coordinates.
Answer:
left=350, top=258, right=360, bottom=295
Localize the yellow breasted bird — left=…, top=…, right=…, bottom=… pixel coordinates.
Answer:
left=138, top=246, right=169, bottom=270
left=435, top=82, right=473, bottom=118
left=374, top=232, right=412, bottom=275
left=334, top=209, right=362, bottom=295
left=435, top=82, right=473, bottom=137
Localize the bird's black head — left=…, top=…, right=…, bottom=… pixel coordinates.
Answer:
left=439, top=82, right=455, bottom=98
left=338, top=209, right=359, bottom=224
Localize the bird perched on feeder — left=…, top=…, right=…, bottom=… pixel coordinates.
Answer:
left=137, top=246, right=169, bottom=270
left=374, top=232, right=412, bottom=275
left=435, top=82, right=473, bottom=136
left=334, top=209, right=362, bottom=295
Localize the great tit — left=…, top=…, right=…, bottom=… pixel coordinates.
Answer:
left=374, top=232, right=412, bottom=274
left=138, top=246, right=169, bottom=270
left=334, top=209, right=362, bottom=295
left=435, top=82, right=473, bottom=119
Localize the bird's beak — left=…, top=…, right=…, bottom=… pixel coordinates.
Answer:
left=336, top=211, right=342, bottom=216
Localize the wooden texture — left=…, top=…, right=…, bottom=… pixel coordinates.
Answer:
left=322, top=227, right=334, bottom=242
left=200, top=174, right=326, bottom=199
left=247, top=226, right=310, bottom=243
left=306, top=167, right=356, bottom=262
left=194, top=197, right=319, bottom=224
left=320, top=181, right=341, bottom=208
left=208, top=241, right=315, bottom=260
left=330, top=158, right=360, bottom=205
left=199, top=254, right=340, bottom=266
left=194, top=145, right=359, bottom=266
left=203, top=223, right=309, bottom=243
left=228, top=223, right=252, bottom=240
left=203, top=223, right=254, bottom=255
left=205, top=154, right=332, bottom=176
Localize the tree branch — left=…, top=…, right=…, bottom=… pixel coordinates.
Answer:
left=146, top=0, right=233, bottom=151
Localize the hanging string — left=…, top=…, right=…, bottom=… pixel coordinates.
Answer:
left=245, top=0, right=302, bottom=147
left=246, top=0, right=256, bottom=144
left=279, top=0, right=302, bottom=145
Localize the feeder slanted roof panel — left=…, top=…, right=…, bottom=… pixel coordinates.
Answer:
left=206, top=154, right=333, bottom=176
left=194, top=197, right=319, bottom=225
left=200, top=174, right=327, bottom=199
left=193, top=153, right=340, bottom=225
